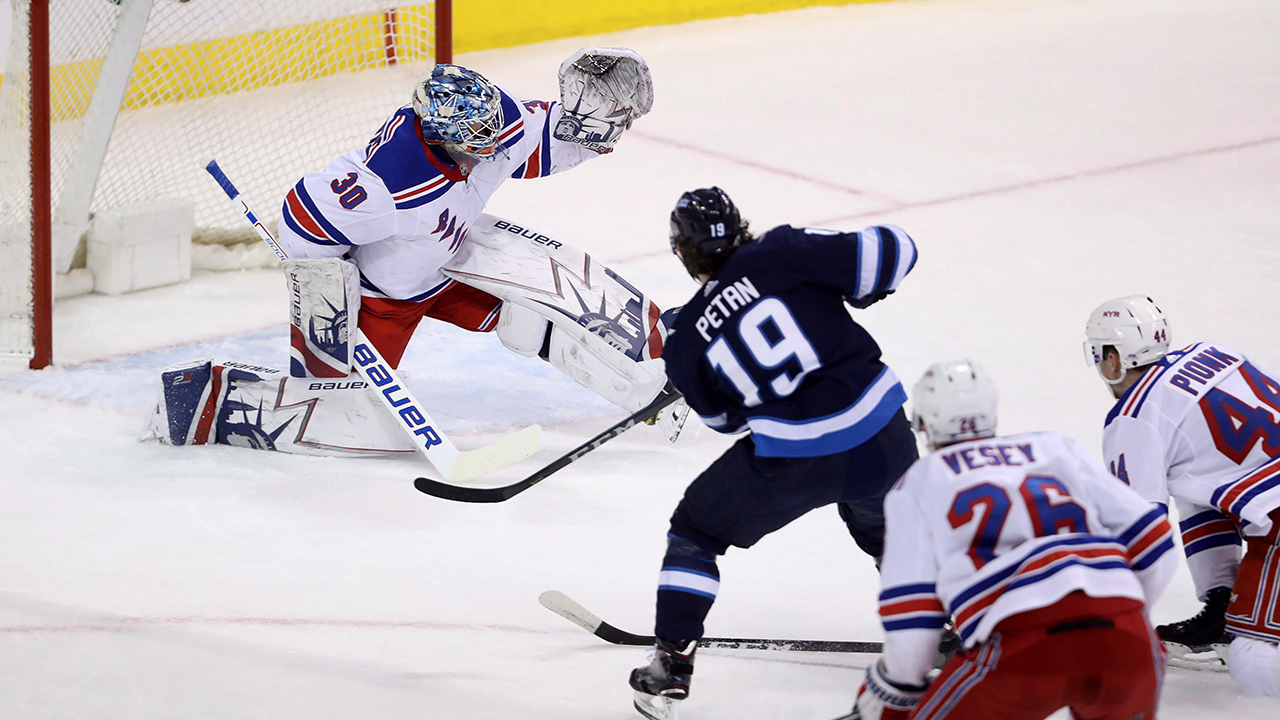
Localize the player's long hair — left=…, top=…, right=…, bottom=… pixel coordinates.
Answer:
left=673, top=220, right=754, bottom=280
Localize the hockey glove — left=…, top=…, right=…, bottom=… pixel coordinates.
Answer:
left=555, top=47, right=653, bottom=154
left=847, top=290, right=894, bottom=310
left=849, top=659, right=928, bottom=720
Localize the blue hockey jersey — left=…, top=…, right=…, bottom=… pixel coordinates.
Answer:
left=663, top=224, right=918, bottom=457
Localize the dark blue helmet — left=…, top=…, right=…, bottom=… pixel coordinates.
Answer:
left=669, top=187, right=743, bottom=258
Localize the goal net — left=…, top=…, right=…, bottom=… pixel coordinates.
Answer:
left=1, top=0, right=448, bottom=367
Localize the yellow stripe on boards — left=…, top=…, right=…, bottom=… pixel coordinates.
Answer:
left=44, top=6, right=434, bottom=123
left=452, top=0, right=897, bottom=54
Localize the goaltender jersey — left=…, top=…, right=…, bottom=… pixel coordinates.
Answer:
left=1102, top=342, right=1280, bottom=594
left=877, top=431, right=1176, bottom=684
left=276, top=88, right=607, bottom=302
left=662, top=224, right=917, bottom=457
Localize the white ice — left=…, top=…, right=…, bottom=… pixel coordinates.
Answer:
left=3, top=0, right=1280, bottom=717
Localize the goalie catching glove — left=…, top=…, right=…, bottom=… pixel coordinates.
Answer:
left=555, top=46, right=653, bottom=153
left=848, top=659, right=929, bottom=720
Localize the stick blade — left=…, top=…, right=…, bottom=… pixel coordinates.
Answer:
left=538, top=590, right=604, bottom=634
left=414, top=476, right=517, bottom=503
left=445, top=424, right=542, bottom=482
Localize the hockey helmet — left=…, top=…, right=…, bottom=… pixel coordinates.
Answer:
left=1083, top=295, right=1170, bottom=384
left=911, top=360, right=998, bottom=449
left=669, top=187, right=744, bottom=259
left=413, top=65, right=505, bottom=161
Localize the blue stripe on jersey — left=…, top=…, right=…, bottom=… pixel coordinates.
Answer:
left=1185, top=533, right=1242, bottom=556
left=879, top=582, right=938, bottom=601
left=393, top=183, right=451, bottom=210
left=883, top=616, right=949, bottom=632
left=747, top=369, right=907, bottom=457
left=540, top=105, right=554, bottom=176
left=1179, top=509, right=1227, bottom=533
left=359, top=274, right=454, bottom=302
left=873, top=227, right=898, bottom=295
left=295, top=181, right=354, bottom=246
left=959, top=556, right=1133, bottom=643
left=1119, top=506, right=1167, bottom=544
left=282, top=200, right=339, bottom=246
left=1130, top=537, right=1175, bottom=570
left=949, top=536, right=1108, bottom=611
left=1104, top=345, right=1199, bottom=426
left=498, top=93, right=525, bottom=151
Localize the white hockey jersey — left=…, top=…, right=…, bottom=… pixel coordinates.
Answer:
left=878, top=431, right=1176, bottom=686
left=1102, top=342, right=1280, bottom=597
left=276, top=89, right=607, bottom=301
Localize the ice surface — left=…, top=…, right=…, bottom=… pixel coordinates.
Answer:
left=2, top=0, right=1279, bottom=717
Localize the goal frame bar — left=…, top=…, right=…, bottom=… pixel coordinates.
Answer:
left=22, top=0, right=453, bottom=369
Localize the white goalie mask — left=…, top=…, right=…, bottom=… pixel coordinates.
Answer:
left=1083, top=295, right=1170, bottom=385
left=911, top=360, right=998, bottom=449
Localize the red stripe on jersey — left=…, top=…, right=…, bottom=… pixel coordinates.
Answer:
left=880, top=597, right=947, bottom=617
left=1128, top=518, right=1173, bottom=560
left=393, top=175, right=447, bottom=201
left=1219, top=462, right=1280, bottom=517
left=497, top=119, right=524, bottom=144
left=1122, top=367, right=1163, bottom=417
left=953, top=546, right=1128, bottom=630
left=1182, top=518, right=1238, bottom=544
left=522, top=143, right=541, bottom=179
left=286, top=188, right=330, bottom=241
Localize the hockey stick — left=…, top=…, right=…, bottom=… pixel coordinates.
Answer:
left=538, top=590, right=884, bottom=653
left=413, top=389, right=683, bottom=503
left=201, top=157, right=541, bottom=482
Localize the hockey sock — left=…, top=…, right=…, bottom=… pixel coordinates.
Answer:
left=655, top=535, right=720, bottom=641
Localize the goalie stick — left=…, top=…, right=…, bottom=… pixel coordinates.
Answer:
left=200, top=157, right=541, bottom=482
left=538, top=590, right=883, bottom=653
left=414, top=389, right=683, bottom=503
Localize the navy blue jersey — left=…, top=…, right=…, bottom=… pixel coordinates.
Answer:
left=663, top=224, right=918, bottom=457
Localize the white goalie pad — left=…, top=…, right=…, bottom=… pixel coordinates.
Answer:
left=146, top=358, right=415, bottom=456
left=445, top=214, right=673, bottom=414
left=285, top=257, right=361, bottom=379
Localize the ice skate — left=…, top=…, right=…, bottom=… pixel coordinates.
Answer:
left=629, top=639, right=696, bottom=720
left=1158, top=586, right=1233, bottom=656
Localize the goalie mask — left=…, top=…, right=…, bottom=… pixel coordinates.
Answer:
left=1083, top=295, right=1170, bottom=385
left=911, top=360, right=998, bottom=449
left=413, top=65, right=506, bottom=162
left=669, top=187, right=749, bottom=279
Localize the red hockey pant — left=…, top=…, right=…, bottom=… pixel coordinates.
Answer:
left=1227, top=508, right=1280, bottom=642
left=359, top=281, right=502, bottom=368
left=909, top=592, right=1164, bottom=720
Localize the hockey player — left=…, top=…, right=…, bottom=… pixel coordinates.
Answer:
left=1084, top=295, right=1280, bottom=696
left=628, top=187, right=921, bottom=720
left=275, top=51, right=653, bottom=376
left=849, top=360, right=1175, bottom=720
left=150, top=49, right=680, bottom=455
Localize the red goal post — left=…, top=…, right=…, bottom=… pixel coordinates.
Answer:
left=3, top=0, right=452, bottom=369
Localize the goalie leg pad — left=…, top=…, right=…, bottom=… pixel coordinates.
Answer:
left=147, top=358, right=416, bottom=456
left=285, top=257, right=361, bottom=378
left=545, top=324, right=667, bottom=413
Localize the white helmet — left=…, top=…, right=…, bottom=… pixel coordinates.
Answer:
left=911, top=360, right=998, bottom=449
left=1083, top=295, right=1170, bottom=384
